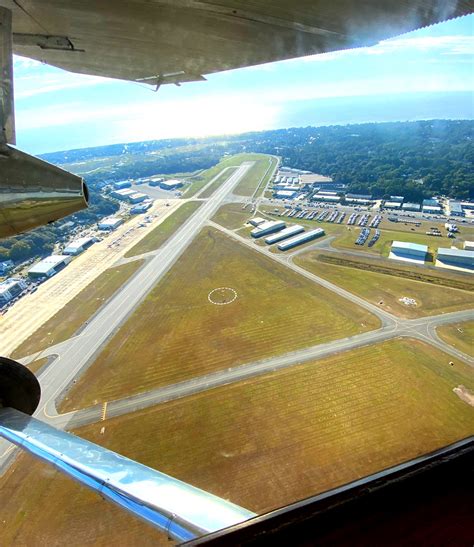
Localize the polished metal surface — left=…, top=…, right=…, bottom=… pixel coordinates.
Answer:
left=0, top=408, right=256, bottom=542
left=0, top=6, right=14, bottom=144
left=0, top=145, right=88, bottom=238
left=0, top=1, right=470, bottom=85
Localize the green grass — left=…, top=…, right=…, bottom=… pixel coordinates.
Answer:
left=3, top=339, right=473, bottom=546
left=11, top=261, right=144, bottom=359
left=59, top=227, right=380, bottom=412
left=199, top=167, right=237, bottom=198
left=437, top=321, right=474, bottom=357
left=211, top=203, right=253, bottom=229
left=295, top=251, right=474, bottom=319
left=124, top=201, right=202, bottom=258
left=233, top=156, right=277, bottom=197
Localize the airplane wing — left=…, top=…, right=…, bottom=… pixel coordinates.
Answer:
left=2, top=0, right=472, bottom=86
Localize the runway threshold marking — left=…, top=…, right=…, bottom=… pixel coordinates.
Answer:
left=101, top=402, right=108, bottom=421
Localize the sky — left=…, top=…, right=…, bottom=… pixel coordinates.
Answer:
left=13, top=14, right=474, bottom=154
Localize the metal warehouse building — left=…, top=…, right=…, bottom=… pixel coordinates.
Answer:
left=249, top=217, right=266, bottom=227
left=390, top=241, right=428, bottom=262
left=112, top=188, right=135, bottom=200
left=160, top=179, right=183, bottom=190
left=436, top=248, right=474, bottom=269
left=0, top=278, right=27, bottom=305
left=63, top=236, right=95, bottom=256
left=277, top=228, right=325, bottom=250
left=98, top=217, right=123, bottom=231
left=28, top=255, right=71, bottom=279
left=275, top=190, right=297, bottom=199
left=113, top=180, right=132, bottom=190
left=449, top=201, right=464, bottom=216
left=265, top=225, right=304, bottom=245
left=251, top=220, right=286, bottom=238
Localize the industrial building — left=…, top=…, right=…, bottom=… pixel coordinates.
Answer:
left=98, top=217, right=123, bottom=231
left=0, top=278, right=27, bottom=305
left=148, top=176, right=164, bottom=187
left=128, top=192, right=147, bottom=203
left=402, top=202, right=421, bottom=212
left=63, top=237, right=95, bottom=256
left=449, top=201, right=464, bottom=216
left=390, top=196, right=404, bottom=203
left=251, top=220, right=285, bottom=238
left=436, top=248, right=474, bottom=271
left=277, top=228, right=325, bottom=251
left=275, top=190, right=297, bottom=199
left=249, top=217, right=266, bottom=227
left=113, top=180, right=132, bottom=190
left=28, top=255, right=71, bottom=279
left=389, top=241, right=428, bottom=263
left=265, top=225, right=304, bottom=245
left=160, top=179, right=183, bottom=190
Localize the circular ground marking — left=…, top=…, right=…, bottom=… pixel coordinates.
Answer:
left=208, top=287, right=238, bottom=306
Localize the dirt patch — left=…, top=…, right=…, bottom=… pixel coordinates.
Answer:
left=453, top=385, right=474, bottom=407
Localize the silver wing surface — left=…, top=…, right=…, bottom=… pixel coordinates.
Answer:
left=1, top=0, right=472, bottom=86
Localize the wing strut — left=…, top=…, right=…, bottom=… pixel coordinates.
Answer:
left=0, top=407, right=255, bottom=542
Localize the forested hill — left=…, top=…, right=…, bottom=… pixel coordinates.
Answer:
left=40, top=120, right=473, bottom=201
left=245, top=120, right=473, bottom=201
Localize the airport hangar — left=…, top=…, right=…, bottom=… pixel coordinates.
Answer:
left=63, top=237, right=95, bottom=256
left=436, top=248, right=474, bottom=270
left=0, top=278, right=27, bottom=305
left=390, top=241, right=428, bottom=262
left=27, top=255, right=72, bottom=279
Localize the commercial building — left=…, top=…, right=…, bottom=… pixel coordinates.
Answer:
left=0, top=278, right=27, bottom=305
left=249, top=217, right=266, bottom=227
left=113, top=180, right=132, bottom=190
left=449, top=201, right=464, bottom=216
left=251, top=220, right=286, bottom=238
left=389, top=241, right=428, bottom=263
left=402, top=202, right=421, bottom=212
left=422, top=199, right=439, bottom=208
left=277, top=228, right=325, bottom=251
left=464, top=241, right=474, bottom=251
left=436, top=248, right=474, bottom=270
left=63, top=236, right=95, bottom=256
left=275, top=190, right=297, bottom=199
left=390, top=196, right=404, bottom=203
left=265, top=225, right=304, bottom=244
left=98, top=217, right=123, bottom=231
left=160, top=179, right=183, bottom=190
left=28, top=255, right=71, bottom=279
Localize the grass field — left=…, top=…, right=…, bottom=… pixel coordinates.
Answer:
left=211, top=203, right=254, bottom=229
left=294, top=252, right=474, bottom=319
left=2, top=338, right=473, bottom=546
left=199, top=167, right=237, bottom=198
left=25, top=356, right=49, bottom=374
left=124, top=202, right=202, bottom=258
left=437, top=321, right=474, bottom=357
left=59, top=227, right=379, bottom=412
left=11, top=261, right=144, bottom=359
left=233, top=156, right=277, bottom=197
